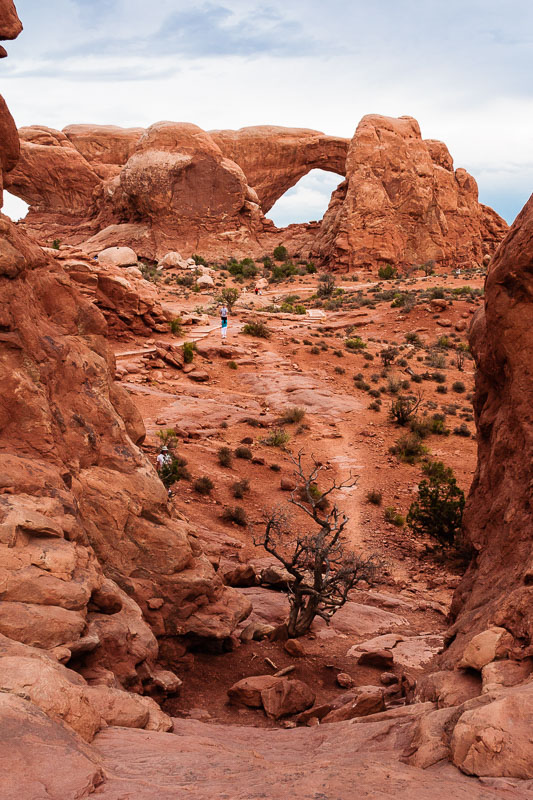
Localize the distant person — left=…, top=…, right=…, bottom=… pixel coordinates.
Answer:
left=220, top=304, right=229, bottom=343
left=156, top=446, right=171, bottom=473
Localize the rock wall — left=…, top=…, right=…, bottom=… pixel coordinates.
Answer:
left=312, top=115, right=508, bottom=271
left=444, top=193, right=533, bottom=664
left=6, top=116, right=507, bottom=268
left=0, top=0, right=249, bottom=750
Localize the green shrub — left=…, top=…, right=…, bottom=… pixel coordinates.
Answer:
left=183, top=341, right=195, bottom=363
left=346, top=336, right=367, bottom=350
left=160, top=455, right=190, bottom=487
left=156, top=428, right=178, bottom=448
left=222, top=506, right=248, bottom=526
left=407, top=470, right=465, bottom=547
left=369, top=400, right=381, bottom=411
left=235, top=446, right=253, bottom=459
left=263, top=428, right=290, bottom=448
left=273, top=245, right=289, bottom=261
left=306, top=262, right=317, bottom=274
left=232, top=479, right=250, bottom=499
left=317, top=273, right=336, bottom=298
left=380, top=347, right=398, bottom=367
left=51, top=238, right=61, bottom=250
left=452, top=381, right=466, bottom=393
left=242, top=320, right=270, bottom=338
left=378, top=264, right=398, bottom=280
left=405, top=332, right=422, bottom=346
left=422, top=460, right=454, bottom=482
left=453, top=423, right=471, bottom=437
left=194, top=476, right=214, bottom=495
left=390, top=394, right=421, bottom=426
left=218, top=446, right=233, bottom=467
left=220, top=287, right=239, bottom=309
left=384, top=506, right=405, bottom=527
left=228, top=361, right=238, bottom=370
left=170, top=318, right=183, bottom=336
left=192, top=254, right=208, bottom=266
left=391, top=432, right=428, bottom=464
left=366, top=490, right=383, bottom=506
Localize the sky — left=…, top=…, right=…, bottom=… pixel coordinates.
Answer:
left=2, top=0, right=533, bottom=226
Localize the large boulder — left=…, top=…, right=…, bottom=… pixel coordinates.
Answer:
left=97, top=245, right=138, bottom=268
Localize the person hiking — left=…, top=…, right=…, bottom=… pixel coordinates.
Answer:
left=220, top=304, right=229, bottom=343
left=156, top=446, right=171, bottom=473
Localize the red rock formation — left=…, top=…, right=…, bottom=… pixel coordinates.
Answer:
left=7, top=116, right=506, bottom=268
left=312, top=115, right=508, bottom=271
left=444, top=193, right=533, bottom=664
left=211, top=125, right=349, bottom=212
left=0, top=0, right=249, bottom=756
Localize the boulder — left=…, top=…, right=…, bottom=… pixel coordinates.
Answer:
left=97, top=245, right=138, bottom=267
left=458, top=627, right=514, bottom=671
left=358, top=649, right=394, bottom=669
left=196, top=274, right=214, bottom=288
left=481, top=660, right=533, bottom=693
left=227, top=675, right=279, bottom=708
left=416, top=670, right=482, bottom=708
left=321, top=686, right=385, bottom=723
left=160, top=251, right=189, bottom=269
left=336, top=672, right=354, bottom=689
left=451, top=685, right=533, bottom=778
left=260, top=678, right=315, bottom=720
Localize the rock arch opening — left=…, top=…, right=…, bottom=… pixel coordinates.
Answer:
left=2, top=191, right=29, bottom=222
left=267, top=169, right=343, bottom=228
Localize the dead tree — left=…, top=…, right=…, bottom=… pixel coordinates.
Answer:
left=255, top=452, right=380, bottom=638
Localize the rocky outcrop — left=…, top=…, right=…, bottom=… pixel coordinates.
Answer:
left=0, top=0, right=249, bottom=761
left=211, top=125, right=349, bottom=212
left=7, top=116, right=506, bottom=269
left=312, top=115, right=508, bottom=271
left=443, top=194, right=533, bottom=665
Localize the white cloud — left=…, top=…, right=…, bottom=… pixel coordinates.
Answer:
left=2, top=193, right=29, bottom=222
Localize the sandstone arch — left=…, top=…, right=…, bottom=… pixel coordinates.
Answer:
left=210, top=125, right=349, bottom=213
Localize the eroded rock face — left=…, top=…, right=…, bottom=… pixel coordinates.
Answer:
left=312, top=114, right=508, bottom=271
left=0, top=4, right=249, bottom=756
left=6, top=116, right=506, bottom=268
left=444, top=195, right=533, bottom=665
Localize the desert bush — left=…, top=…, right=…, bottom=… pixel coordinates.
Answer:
left=235, top=445, right=253, bottom=459
left=160, top=455, right=190, bottom=488
left=380, top=347, right=398, bottom=367
left=390, top=432, right=427, bottom=464
left=317, top=273, right=336, bottom=298
left=405, top=331, right=422, bottom=346
left=384, top=506, right=405, bottom=527
left=378, top=264, right=397, bottom=280
left=232, top=479, right=250, bottom=499
left=228, top=360, right=238, bottom=370
left=219, top=287, right=239, bottom=309
left=452, top=381, right=466, bottom=393
left=263, top=428, right=290, bottom=448
left=194, top=476, right=214, bottom=495
left=390, top=393, right=422, bottom=426
left=436, top=385, right=448, bottom=394
left=217, top=446, right=233, bottom=467
left=192, top=254, right=208, bottom=266
left=427, top=351, right=447, bottom=369
left=222, top=506, right=248, bottom=526
left=281, top=407, right=306, bottom=424
left=369, top=400, right=381, bottom=411
left=273, top=245, right=288, bottom=261
left=453, top=423, right=471, bottom=437
left=366, top=489, right=383, bottom=506
left=407, top=468, right=465, bottom=547
left=183, top=341, right=195, bottom=363
left=156, top=428, right=178, bottom=449
left=242, top=320, right=271, bottom=338
left=170, top=318, right=183, bottom=335
left=345, top=336, right=367, bottom=350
